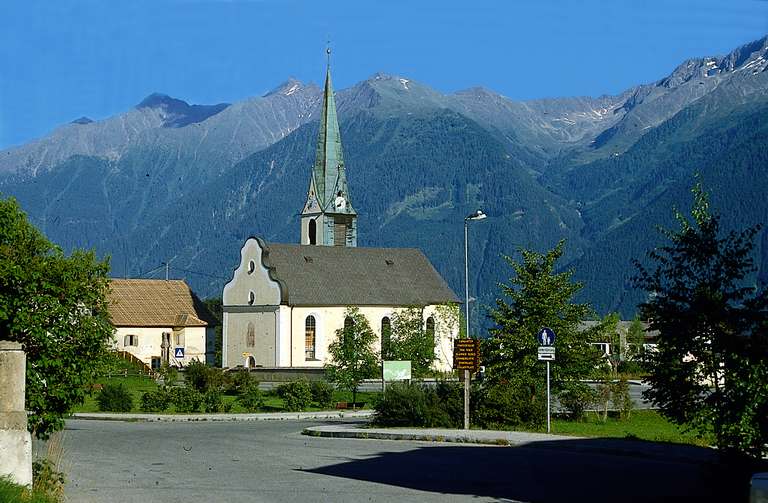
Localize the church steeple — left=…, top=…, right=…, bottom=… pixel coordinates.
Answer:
left=301, top=48, right=357, bottom=247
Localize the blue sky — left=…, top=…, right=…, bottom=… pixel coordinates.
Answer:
left=1, top=0, right=767, bottom=149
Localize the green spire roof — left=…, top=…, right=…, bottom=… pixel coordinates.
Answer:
left=312, top=59, right=354, bottom=214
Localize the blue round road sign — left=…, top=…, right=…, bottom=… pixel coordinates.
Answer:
left=537, top=327, right=556, bottom=346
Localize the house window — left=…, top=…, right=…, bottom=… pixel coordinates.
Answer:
left=425, top=317, right=435, bottom=339
left=309, top=219, right=317, bottom=245
left=246, top=322, right=255, bottom=348
left=305, top=316, right=316, bottom=360
left=173, top=332, right=185, bottom=347
left=124, top=334, right=138, bottom=347
left=381, top=317, right=391, bottom=360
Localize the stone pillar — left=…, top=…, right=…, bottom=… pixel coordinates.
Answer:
left=0, top=341, right=32, bottom=486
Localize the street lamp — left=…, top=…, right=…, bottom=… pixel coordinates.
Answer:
left=464, top=210, right=487, bottom=338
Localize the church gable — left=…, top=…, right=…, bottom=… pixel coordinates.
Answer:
left=223, top=238, right=284, bottom=307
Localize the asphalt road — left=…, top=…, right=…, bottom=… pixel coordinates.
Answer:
left=59, top=419, right=741, bottom=503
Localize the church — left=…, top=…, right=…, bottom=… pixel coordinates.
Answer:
left=221, top=54, right=460, bottom=372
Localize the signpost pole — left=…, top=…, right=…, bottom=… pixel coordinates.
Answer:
left=464, top=369, right=470, bottom=430
left=546, top=360, right=551, bottom=433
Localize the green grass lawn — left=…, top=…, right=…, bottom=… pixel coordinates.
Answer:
left=73, top=374, right=380, bottom=414
left=547, top=410, right=711, bottom=447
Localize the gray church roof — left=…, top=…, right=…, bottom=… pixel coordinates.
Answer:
left=262, top=242, right=459, bottom=306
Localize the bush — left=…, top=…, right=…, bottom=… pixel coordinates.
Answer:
left=434, top=381, right=464, bottom=426
left=473, top=380, right=545, bottom=430
left=610, top=378, right=634, bottom=420
left=237, top=384, right=263, bottom=412
left=558, top=382, right=597, bottom=421
left=95, top=383, right=134, bottom=412
left=203, top=390, right=225, bottom=413
left=158, top=364, right=178, bottom=386
left=140, top=387, right=171, bottom=413
left=32, top=459, right=65, bottom=502
left=277, top=379, right=312, bottom=412
left=169, top=386, right=203, bottom=413
left=617, top=360, right=645, bottom=376
left=374, top=381, right=460, bottom=428
left=0, top=477, right=61, bottom=503
left=226, top=369, right=255, bottom=394
left=310, top=380, right=335, bottom=409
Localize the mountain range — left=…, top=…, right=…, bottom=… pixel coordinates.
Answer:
left=2, top=35, right=767, bottom=327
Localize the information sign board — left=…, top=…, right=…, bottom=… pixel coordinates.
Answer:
left=537, top=346, right=555, bottom=361
left=174, top=347, right=185, bottom=359
left=382, top=360, right=412, bottom=381
left=454, top=339, right=480, bottom=371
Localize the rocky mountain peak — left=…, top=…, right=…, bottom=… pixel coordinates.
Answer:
left=264, top=78, right=312, bottom=98
left=136, top=92, right=230, bottom=128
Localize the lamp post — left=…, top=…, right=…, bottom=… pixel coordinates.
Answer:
left=462, top=209, right=486, bottom=430
left=464, top=210, right=487, bottom=339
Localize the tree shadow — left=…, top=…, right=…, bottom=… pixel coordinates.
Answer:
left=304, top=437, right=747, bottom=502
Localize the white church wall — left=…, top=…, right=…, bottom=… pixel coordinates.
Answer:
left=222, top=238, right=281, bottom=307
left=288, top=305, right=457, bottom=372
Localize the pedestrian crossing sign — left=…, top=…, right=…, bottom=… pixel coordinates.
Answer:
left=174, top=347, right=185, bottom=358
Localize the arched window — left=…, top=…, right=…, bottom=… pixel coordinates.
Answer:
left=246, top=322, right=255, bottom=348
left=381, top=317, right=391, bottom=360
left=248, top=291, right=255, bottom=305
left=309, top=219, right=317, bottom=245
left=305, top=315, right=316, bottom=360
left=246, top=356, right=256, bottom=368
left=425, top=317, right=435, bottom=339
left=124, top=334, right=138, bottom=347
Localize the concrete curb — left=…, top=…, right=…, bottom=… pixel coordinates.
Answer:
left=71, top=410, right=374, bottom=423
left=302, top=425, right=719, bottom=465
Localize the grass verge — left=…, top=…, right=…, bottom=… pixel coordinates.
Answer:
left=548, top=410, right=711, bottom=446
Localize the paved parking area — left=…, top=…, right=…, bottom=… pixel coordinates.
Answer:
left=60, top=419, right=740, bottom=503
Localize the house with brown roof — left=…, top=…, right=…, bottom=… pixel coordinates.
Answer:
left=108, top=279, right=217, bottom=368
left=221, top=58, right=460, bottom=372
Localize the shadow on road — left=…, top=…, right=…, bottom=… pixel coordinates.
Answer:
left=304, top=437, right=748, bottom=502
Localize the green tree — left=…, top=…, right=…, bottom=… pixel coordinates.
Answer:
left=0, top=197, right=113, bottom=438
left=202, top=297, right=222, bottom=366
left=325, top=307, right=379, bottom=407
left=632, top=180, right=768, bottom=458
left=484, top=241, right=604, bottom=426
left=387, top=307, right=435, bottom=377
left=626, top=315, right=646, bottom=361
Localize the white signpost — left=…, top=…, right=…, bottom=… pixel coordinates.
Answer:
left=536, top=328, right=556, bottom=433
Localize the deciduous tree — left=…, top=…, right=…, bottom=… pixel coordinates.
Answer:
left=0, top=197, right=113, bottom=438
left=325, top=307, right=378, bottom=407
left=633, top=180, right=768, bottom=458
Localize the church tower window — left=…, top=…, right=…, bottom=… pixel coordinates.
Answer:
left=309, top=219, right=317, bottom=245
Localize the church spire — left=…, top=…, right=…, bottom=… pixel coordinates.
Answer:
left=300, top=48, right=357, bottom=247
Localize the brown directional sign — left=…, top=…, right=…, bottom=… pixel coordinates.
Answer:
left=453, top=338, right=480, bottom=372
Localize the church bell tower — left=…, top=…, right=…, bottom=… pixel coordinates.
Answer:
left=300, top=48, right=357, bottom=247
